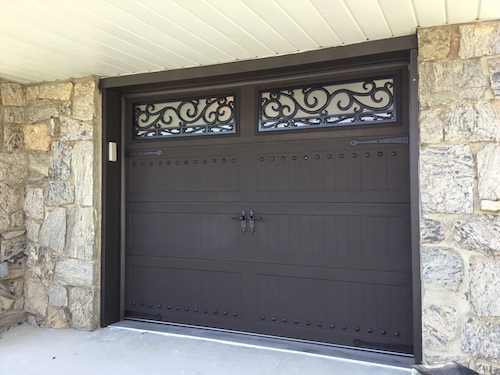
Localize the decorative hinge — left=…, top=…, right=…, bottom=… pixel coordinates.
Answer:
left=349, top=136, right=409, bottom=147
left=125, top=150, right=163, bottom=157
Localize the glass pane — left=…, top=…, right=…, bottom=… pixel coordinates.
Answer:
left=134, top=94, right=236, bottom=139
left=259, top=78, right=396, bottom=132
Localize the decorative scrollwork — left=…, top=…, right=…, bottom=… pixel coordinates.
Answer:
left=259, top=78, right=396, bottom=131
left=134, top=95, right=236, bottom=139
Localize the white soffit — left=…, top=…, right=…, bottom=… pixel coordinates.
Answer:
left=0, top=0, right=499, bottom=84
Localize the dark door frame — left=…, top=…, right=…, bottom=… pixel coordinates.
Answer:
left=100, top=35, right=421, bottom=362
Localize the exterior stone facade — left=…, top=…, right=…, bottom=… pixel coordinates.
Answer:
left=0, top=78, right=101, bottom=332
left=419, top=20, right=500, bottom=372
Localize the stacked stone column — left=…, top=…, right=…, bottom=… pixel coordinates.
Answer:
left=418, top=20, right=500, bottom=374
left=0, top=78, right=100, bottom=331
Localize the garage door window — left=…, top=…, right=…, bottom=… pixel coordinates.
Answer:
left=259, top=77, right=395, bottom=132
left=133, top=94, right=236, bottom=139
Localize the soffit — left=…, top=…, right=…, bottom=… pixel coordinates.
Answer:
left=1, top=0, right=499, bottom=84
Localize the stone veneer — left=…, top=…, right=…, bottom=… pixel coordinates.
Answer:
left=419, top=20, right=500, bottom=373
left=0, top=78, right=101, bottom=331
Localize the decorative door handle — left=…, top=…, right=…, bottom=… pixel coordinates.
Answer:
left=232, top=210, right=247, bottom=233
left=248, top=210, right=261, bottom=234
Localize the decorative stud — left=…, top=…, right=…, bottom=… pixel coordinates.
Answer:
left=185, top=307, right=189, bottom=311
left=132, top=302, right=136, bottom=306
left=391, top=152, right=397, bottom=156
left=141, top=162, right=145, bottom=166
left=133, top=162, right=137, bottom=166
left=260, top=157, right=265, bottom=162
left=283, top=318, right=287, bottom=323
left=304, top=155, right=308, bottom=160
left=158, top=161, right=162, bottom=165
left=395, top=331, right=400, bottom=337
left=318, top=323, right=323, bottom=327
left=270, top=156, right=275, bottom=161
left=203, top=160, right=207, bottom=164
left=355, top=326, right=360, bottom=331
left=351, top=153, right=357, bottom=158
left=367, top=328, right=373, bottom=333
left=294, top=320, right=299, bottom=324
left=223, top=311, right=228, bottom=315
left=212, top=159, right=217, bottom=163
left=330, top=324, right=335, bottom=329
left=158, top=304, right=162, bottom=308
left=204, top=309, right=208, bottom=313
left=167, top=305, right=171, bottom=309
left=194, top=160, right=198, bottom=164
left=175, top=161, right=180, bottom=165
left=272, top=316, right=276, bottom=321
left=292, top=156, right=297, bottom=160
left=281, top=156, right=286, bottom=161
left=339, top=154, right=344, bottom=158
left=167, top=161, right=171, bottom=165
left=222, top=158, right=226, bottom=163
left=149, top=303, right=153, bottom=307
left=233, top=312, right=237, bottom=317
left=315, top=155, right=320, bottom=160
left=261, top=316, right=265, bottom=320
left=365, top=153, right=370, bottom=157
left=342, top=325, right=347, bottom=330
left=377, top=152, right=383, bottom=157
left=381, top=330, right=386, bottom=335
left=140, top=302, right=144, bottom=306
left=194, top=308, right=198, bottom=312
left=213, top=310, right=217, bottom=314
left=176, top=306, right=180, bottom=310
left=184, top=160, right=188, bottom=164
left=150, top=161, right=154, bottom=166
left=327, top=154, right=332, bottom=159
left=232, top=158, right=236, bottom=163
left=306, top=321, right=311, bottom=326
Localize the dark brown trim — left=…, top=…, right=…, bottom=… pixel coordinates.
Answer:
left=100, top=35, right=417, bottom=92
left=100, top=88, right=123, bottom=327
left=408, top=48, right=422, bottom=363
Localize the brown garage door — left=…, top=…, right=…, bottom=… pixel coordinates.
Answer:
left=124, top=67, right=413, bottom=354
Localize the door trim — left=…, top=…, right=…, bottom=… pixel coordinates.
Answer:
left=100, top=35, right=421, bottom=362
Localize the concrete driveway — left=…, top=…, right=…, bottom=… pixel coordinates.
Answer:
left=0, top=322, right=412, bottom=375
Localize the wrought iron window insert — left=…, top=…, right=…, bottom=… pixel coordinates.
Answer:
left=133, top=94, right=236, bottom=139
left=259, top=76, right=396, bottom=132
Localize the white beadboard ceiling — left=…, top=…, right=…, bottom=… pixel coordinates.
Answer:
left=1, top=0, right=499, bottom=84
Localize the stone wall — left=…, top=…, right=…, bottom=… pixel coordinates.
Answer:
left=0, top=78, right=101, bottom=331
left=418, top=20, right=500, bottom=373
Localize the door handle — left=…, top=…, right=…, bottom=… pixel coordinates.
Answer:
left=232, top=210, right=247, bottom=233
left=248, top=210, right=261, bottom=234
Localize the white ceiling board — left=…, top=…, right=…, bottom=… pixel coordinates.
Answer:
left=206, top=0, right=296, bottom=54
left=379, top=0, right=418, bottom=35
left=140, top=0, right=255, bottom=61
left=479, top=0, right=500, bottom=19
left=74, top=1, right=199, bottom=68
left=241, top=0, right=319, bottom=51
left=310, top=0, right=367, bottom=44
left=134, top=0, right=236, bottom=63
left=446, top=0, right=480, bottom=24
left=412, top=0, right=447, bottom=27
left=1, top=2, right=143, bottom=74
left=0, top=0, right=499, bottom=84
left=274, top=0, right=343, bottom=47
left=343, top=0, right=393, bottom=39
left=176, top=0, right=275, bottom=57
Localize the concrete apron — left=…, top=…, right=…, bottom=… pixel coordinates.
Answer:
left=0, top=322, right=412, bottom=375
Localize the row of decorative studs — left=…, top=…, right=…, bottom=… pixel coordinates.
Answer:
left=131, top=301, right=237, bottom=317
left=132, top=158, right=237, bottom=167
left=260, top=315, right=400, bottom=336
left=259, top=151, right=397, bottom=162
